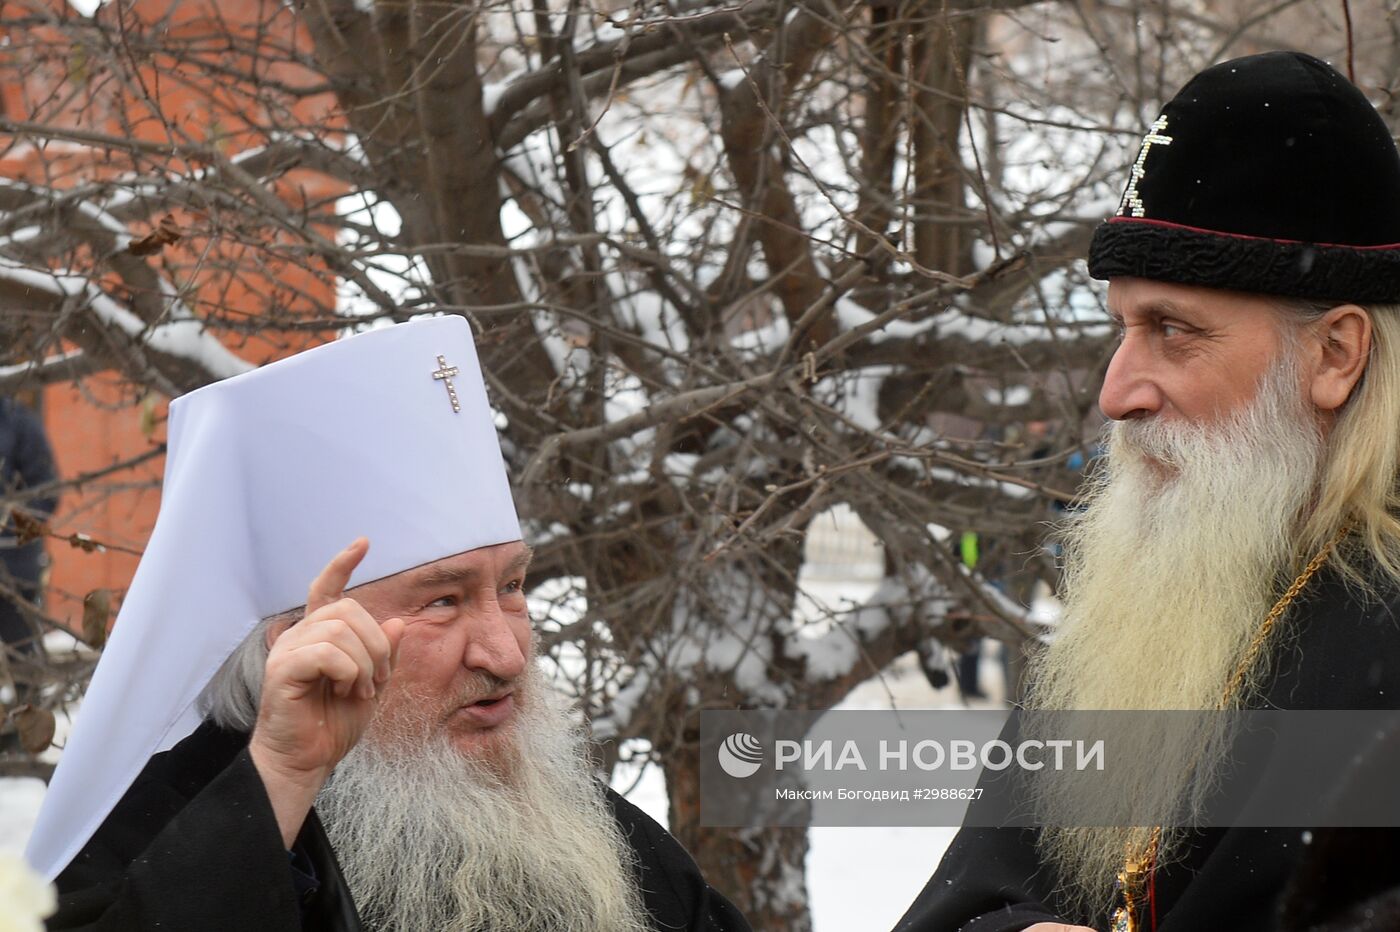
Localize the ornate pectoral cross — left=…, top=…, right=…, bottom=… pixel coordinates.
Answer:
left=1118, top=115, right=1173, bottom=218
left=432, top=354, right=461, bottom=413
left=1109, top=860, right=1146, bottom=932
left=1110, top=831, right=1159, bottom=932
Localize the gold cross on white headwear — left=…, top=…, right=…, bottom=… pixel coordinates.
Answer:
left=432, top=354, right=461, bottom=413
left=1118, top=115, right=1173, bottom=218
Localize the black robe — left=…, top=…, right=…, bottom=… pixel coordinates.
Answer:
left=49, top=722, right=751, bottom=932
left=893, top=569, right=1400, bottom=932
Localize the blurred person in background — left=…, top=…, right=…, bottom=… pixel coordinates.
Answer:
left=0, top=393, right=57, bottom=747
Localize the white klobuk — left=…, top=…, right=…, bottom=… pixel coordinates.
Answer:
left=26, top=316, right=521, bottom=880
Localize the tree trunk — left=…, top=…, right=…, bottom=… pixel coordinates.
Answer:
left=298, top=0, right=559, bottom=415
left=664, top=736, right=813, bottom=931
left=854, top=1, right=905, bottom=260
left=910, top=8, right=975, bottom=275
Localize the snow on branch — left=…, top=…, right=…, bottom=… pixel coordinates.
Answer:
left=0, top=350, right=101, bottom=393
left=0, top=259, right=251, bottom=386
left=595, top=570, right=792, bottom=739
left=784, top=562, right=967, bottom=688
left=488, top=0, right=777, bottom=134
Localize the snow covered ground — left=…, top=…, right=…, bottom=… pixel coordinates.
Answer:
left=0, top=778, right=44, bottom=855
left=2, top=633, right=78, bottom=859
left=805, top=649, right=982, bottom=931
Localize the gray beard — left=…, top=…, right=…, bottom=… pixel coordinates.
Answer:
left=1029, top=351, right=1325, bottom=920
left=315, top=668, right=653, bottom=932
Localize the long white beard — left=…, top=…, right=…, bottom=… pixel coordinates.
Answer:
left=1030, top=351, right=1325, bottom=919
left=316, top=666, right=653, bottom=932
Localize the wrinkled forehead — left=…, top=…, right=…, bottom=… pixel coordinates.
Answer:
left=1106, top=277, right=1289, bottom=329
left=350, top=539, right=533, bottom=597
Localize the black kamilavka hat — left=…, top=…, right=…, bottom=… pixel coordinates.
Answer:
left=1087, top=51, right=1400, bottom=302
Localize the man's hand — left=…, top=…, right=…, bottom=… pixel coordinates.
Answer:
left=1024, top=925, right=1098, bottom=931
left=249, top=538, right=405, bottom=847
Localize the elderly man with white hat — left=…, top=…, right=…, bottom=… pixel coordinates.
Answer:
left=28, top=317, right=750, bottom=932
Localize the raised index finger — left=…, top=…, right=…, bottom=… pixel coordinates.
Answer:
left=307, top=537, right=369, bottom=614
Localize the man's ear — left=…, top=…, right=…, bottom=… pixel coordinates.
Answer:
left=264, top=615, right=297, bottom=650
left=1308, top=304, right=1372, bottom=412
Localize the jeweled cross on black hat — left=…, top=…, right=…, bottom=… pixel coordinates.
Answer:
left=1088, top=51, right=1400, bottom=302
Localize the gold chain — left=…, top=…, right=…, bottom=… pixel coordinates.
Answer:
left=1108, top=525, right=1348, bottom=932
left=1217, top=530, right=1344, bottom=711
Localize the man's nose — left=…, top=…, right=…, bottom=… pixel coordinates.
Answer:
left=460, top=607, right=529, bottom=681
left=1098, top=336, right=1163, bottom=421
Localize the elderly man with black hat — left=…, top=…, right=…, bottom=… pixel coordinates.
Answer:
left=893, top=51, right=1400, bottom=932
left=26, top=317, right=750, bottom=931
